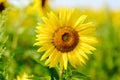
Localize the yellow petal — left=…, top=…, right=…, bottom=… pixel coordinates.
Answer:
left=45, top=49, right=57, bottom=65
left=66, top=9, right=74, bottom=26
left=78, top=27, right=95, bottom=36
left=60, top=56, right=64, bottom=70
left=76, top=45, right=88, bottom=60
left=68, top=52, right=76, bottom=68
left=49, top=51, right=61, bottom=67
left=80, top=46, right=93, bottom=54
left=49, top=12, right=60, bottom=26
left=75, top=50, right=86, bottom=65
left=42, top=17, right=49, bottom=24
left=59, top=8, right=68, bottom=26
left=62, top=53, right=68, bottom=70
left=41, top=46, right=54, bottom=60
left=80, top=36, right=98, bottom=44
left=37, top=47, right=46, bottom=52
left=81, top=43, right=96, bottom=51
left=34, top=40, right=50, bottom=45
left=74, top=15, right=87, bottom=28
left=77, top=22, right=94, bottom=32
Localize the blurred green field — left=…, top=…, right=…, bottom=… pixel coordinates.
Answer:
left=0, top=1, right=120, bottom=80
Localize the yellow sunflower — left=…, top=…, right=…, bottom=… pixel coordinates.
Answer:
left=15, top=72, right=33, bottom=80
left=0, top=0, right=7, bottom=13
left=110, top=11, right=120, bottom=28
left=26, top=0, right=50, bottom=17
left=35, top=8, right=97, bottom=70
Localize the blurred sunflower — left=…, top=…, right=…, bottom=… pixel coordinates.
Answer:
left=15, top=72, right=33, bottom=80
left=110, top=11, right=120, bottom=28
left=35, top=8, right=97, bottom=70
left=80, top=9, right=106, bottom=26
left=0, top=0, right=7, bottom=13
left=26, top=0, right=50, bottom=17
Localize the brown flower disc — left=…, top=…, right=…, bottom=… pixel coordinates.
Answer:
left=0, top=2, right=5, bottom=13
left=53, top=27, right=79, bottom=52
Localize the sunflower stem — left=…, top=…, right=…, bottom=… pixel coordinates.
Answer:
left=60, top=70, right=63, bottom=80
left=12, top=35, right=18, bottom=49
left=60, top=69, right=70, bottom=80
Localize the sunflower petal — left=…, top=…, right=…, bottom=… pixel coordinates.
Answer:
left=49, top=51, right=61, bottom=67
left=41, top=46, right=54, bottom=60
left=81, top=43, right=96, bottom=51
left=62, top=53, right=68, bottom=70
left=37, top=47, right=46, bottom=52
left=74, top=15, right=87, bottom=28
left=77, top=22, right=94, bottom=32
left=75, top=50, right=86, bottom=65
left=60, top=56, right=64, bottom=70
left=68, top=52, right=76, bottom=68
left=80, top=36, right=98, bottom=44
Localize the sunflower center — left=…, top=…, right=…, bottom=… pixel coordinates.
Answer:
left=41, top=0, right=46, bottom=7
left=53, top=27, right=79, bottom=52
left=0, top=2, right=5, bottom=13
left=62, top=33, right=70, bottom=42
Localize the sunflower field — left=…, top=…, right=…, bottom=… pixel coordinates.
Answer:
left=0, top=0, right=120, bottom=80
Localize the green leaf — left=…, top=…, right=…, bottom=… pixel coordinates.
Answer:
left=71, top=70, right=91, bottom=80
left=0, top=73, right=5, bottom=80
left=32, top=76, right=51, bottom=80
left=49, top=68, right=59, bottom=80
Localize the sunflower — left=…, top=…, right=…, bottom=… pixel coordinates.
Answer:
left=78, top=9, right=106, bottom=26
left=111, top=11, right=120, bottom=28
left=35, top=8, right=97, bottom=70
left=26, top=0, right=50, bottom=17
left=0, top=0, right=7, bottom=13
left=34, top=0, right=50, bottom=17
left=15, top=72, right=33, bottom=80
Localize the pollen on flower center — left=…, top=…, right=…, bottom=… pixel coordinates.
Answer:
left=62, top=33, right=70, bottom=42
left=0, top=2, right=5, bottom=12
left=53, top=27, right=79, bottom=52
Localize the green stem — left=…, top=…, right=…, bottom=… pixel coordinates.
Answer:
left=60, top=70, right=63, bottom=80
left=12, top=35, right=18, bottom=49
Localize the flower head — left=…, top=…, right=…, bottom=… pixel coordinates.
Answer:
left=0, top=0, right=7, bottom=13
left=111, top=11, right=120, bottom=27
left=35, top=8, right=97, bottom=70
left=15, top=72, right=33, bottom=80
left=26, top=0, right=50, bottom=17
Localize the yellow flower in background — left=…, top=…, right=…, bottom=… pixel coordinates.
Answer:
left=35, top=8, right=97, bottom=70
left=0, top=0, right=8, bottom=13
left=80, top=9, right=106, bottom=26
left=26, top=0, right=50, bottom=18
left=110, top=11, right=120, bottom=28
left=15, top=72, right=33, bottom=80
